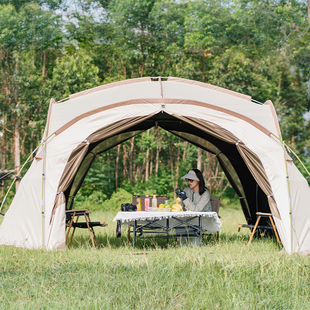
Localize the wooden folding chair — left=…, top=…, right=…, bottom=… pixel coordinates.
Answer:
left=247, top=212, right=281, bottom=246
left=66, top=209, right=107, bottom=247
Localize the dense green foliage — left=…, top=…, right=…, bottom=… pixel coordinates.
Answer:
left=1, top=0, right=310, bottom=203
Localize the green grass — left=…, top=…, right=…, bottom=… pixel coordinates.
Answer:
left=0, top=208, right=309, bottom=309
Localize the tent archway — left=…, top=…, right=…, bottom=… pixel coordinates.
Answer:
left=54, top=112, right=279, bottom=230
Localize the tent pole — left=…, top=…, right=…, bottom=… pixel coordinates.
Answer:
left=282, top=145, right=293, bottom=254
left=271, top=133, right=293, bottom=253
left=0, top=151, right=36, bottom=213
left=0, top=132, right=55, bottom=214
left=270, top=133, right=308, bottom=253
left=41, top=140, right=47, bottom=248
left=41, top=98, right=55, bottom=249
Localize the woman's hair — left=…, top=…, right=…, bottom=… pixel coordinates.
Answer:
left=192, top=169, right=206, bottom=195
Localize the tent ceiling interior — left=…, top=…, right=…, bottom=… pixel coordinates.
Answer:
left=65, top=112, right=271, bottom=231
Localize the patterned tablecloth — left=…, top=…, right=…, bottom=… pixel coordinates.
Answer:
left=113, top=211, right=221, bottom=232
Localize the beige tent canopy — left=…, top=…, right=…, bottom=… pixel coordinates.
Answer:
left=0, top=77, right=309, bottom=254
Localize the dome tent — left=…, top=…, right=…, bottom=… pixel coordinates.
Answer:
left=0, top=77, right=309, bottom=254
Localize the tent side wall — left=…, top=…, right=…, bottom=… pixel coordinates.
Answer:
left=0, top=160, right=44, bottom=248
left=286, top=161, right=310, bottom=254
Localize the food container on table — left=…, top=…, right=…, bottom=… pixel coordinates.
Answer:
left=157, top=208, right=171, bottom=212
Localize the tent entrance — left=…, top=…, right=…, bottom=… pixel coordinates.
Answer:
left=54, top=112, right=279, bottom=231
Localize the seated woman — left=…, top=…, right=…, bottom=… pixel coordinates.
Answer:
left=176, top=169, right=212, bottom=246
left=178, top=169, right=212, bottom=212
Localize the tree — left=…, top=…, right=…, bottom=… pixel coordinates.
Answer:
left=50, top=50, right=101, bottom=100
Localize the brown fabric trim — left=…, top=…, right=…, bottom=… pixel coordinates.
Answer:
left=285, top=152, right=293, bottom=162
left=55, top=98, right=271, bottom=136
left=69, top=77, right=151, bottom=100
left=35, top=149, right=44, bottom=160
left=264, top=100, right=281, bottom=138
left=51, top=115, right=155, bottom=216
left=52, top=142, right=89, bottom=216
left=236, top=142, right=281, bottom=219
left=168, top=77, right=252, bottom=101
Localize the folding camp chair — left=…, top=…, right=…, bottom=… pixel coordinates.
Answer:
left=247, top=212, right=281, bottom=246
left=66, top=209, right=107, bottom=247
left=237, top=212, right=280, bottom=245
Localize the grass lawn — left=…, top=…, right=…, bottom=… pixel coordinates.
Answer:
left=0, top=207, right=309, bottom=309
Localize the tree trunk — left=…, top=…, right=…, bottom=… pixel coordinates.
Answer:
left=139, top=20, right=145, bottom=77
left=183, top=141, right=188, bottom=160
left=145, top=148, right=149, bottom=181
left=107, top=152, right=111, bottom=184
left=175, top=138, right=180, bottom=193
left=120, top=57, right=126, bottom=79
left=129, top=136, right=135, bottom=182
left=150, top=148, right=153, bottom=177
left=135, top=165, right=140, bottom=182
left=308, top=0, right=310, bottom=20
left=203, top=161, right=207, bottom=183
left=169, top=142, right=176, bottom=199
left=14, top=119, right=20, bottom=191
left=123, top=144, right=128, bottom=177
left=42, top=52, right=47, bottom=79
left=197, top=147, right=202, bottom=170
left=1, top=113, right=7, bottom=170
left=145, top=130, right=150, bottom=181
left=155, top=146, right=161, bottom=176
left=115, top=144, right=121, bottom=190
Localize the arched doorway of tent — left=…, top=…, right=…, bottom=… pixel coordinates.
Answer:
left=52, top=112, right=278, bottom=241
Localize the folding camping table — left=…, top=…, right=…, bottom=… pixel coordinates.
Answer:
left=113, top=211, right=222, bottom=248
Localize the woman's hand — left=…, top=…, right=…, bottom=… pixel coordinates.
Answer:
left=178, top=190, right=187, bottom=201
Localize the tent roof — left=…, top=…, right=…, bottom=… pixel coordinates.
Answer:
left=48, top=77, right=279, bottom=138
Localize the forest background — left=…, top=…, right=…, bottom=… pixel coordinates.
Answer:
left=1, top=0, right=310, bottom=211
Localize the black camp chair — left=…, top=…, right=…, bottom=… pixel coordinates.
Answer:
left=65, top=209, right=107, bottom=247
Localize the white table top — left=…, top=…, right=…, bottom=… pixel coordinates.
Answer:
left=113, top=211, right=222, bottom=232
